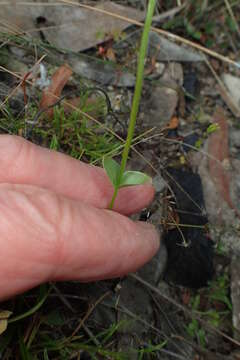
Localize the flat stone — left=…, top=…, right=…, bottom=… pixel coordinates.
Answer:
left=70, top=57, right=135, bottom=87
left=116, top=276, right=153, bottom=358
left=148, top=31, right=205, bottom=62
left=153, top=174, right=166, bottom=193
left=163, top=62, right=184, bottom=86
left=155, top=62, right=165, bottom=75
left=221, top=73, right=240, bottom=117
left=0, top=1, right=144, bottom=52
left=143, top=85, right=178, bottom=127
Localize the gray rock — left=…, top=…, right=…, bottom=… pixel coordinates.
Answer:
left=153, top=174, right=166, bottom=193
left=163, top=62, right=184, bottom=86
left=148, top=31, right=205, bottom=62
left=143, top=85, right=178, bottom=127
left=155, top=62, right=165, bottom=76
left=9, top=46, right=27, bottom=58
left=114, top=30, right=204, bottom=63
left=70, top=57, right=135, bottom=87
left=222, top=73, right=240, bottom=117
left=141, top=63, right=183, bottom=127
left=116, top=276, right=153, bottom=358
left=139, top=242, right=168, bottom=284
left=0, top=1, right=144, bottom=52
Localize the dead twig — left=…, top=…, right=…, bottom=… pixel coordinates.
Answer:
left=68, top=290, right=111, bottom=341
left=51, top=283, right=101, bottom=347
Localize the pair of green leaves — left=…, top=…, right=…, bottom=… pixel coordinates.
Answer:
left=103, top=157, right=151, bottom=189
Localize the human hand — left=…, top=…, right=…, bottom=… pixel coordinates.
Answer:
left=0, top=135, right=160, bottom=300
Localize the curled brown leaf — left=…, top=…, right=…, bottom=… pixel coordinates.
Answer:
left=39, top=64, right=72, bottom=118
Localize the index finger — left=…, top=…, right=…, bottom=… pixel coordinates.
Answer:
left=0, top=183, right=160, bottom=299
left=0, top=135, right=154, bottom=214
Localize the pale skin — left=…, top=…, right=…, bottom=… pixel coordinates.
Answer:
left=0, top=135, right=160, bottom=300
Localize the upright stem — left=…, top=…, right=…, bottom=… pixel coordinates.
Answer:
left=109, top=0, right=156, bottom=209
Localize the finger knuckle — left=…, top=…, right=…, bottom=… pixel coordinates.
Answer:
left=40, top=192, right=74, bottom=270
left=0, top=135, right=30, bottom=178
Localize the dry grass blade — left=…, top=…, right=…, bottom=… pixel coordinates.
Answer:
left=68, top=291, right=111, bottom=341
left=51, top=283, right=101, bottom=347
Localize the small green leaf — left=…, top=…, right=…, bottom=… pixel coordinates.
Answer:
left=102, top=157, right=121, bottom=187
left=120, top=171, right=151, bottom=187
left=195, top=138, right=203, bottom=149
left=206, top=123, right=219, bottom=134
left=50, top=134, right=59, bottom=150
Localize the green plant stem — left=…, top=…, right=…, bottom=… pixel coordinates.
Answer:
left=9, top=285, right=51, bottom=323
left=109, top=186, right=118, bottom=209
left=109, top=0, right=156, bottom=209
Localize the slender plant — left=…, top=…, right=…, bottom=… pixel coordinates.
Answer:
left=103, top=0, right=156, bottom=209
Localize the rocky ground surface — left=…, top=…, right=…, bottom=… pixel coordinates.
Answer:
left=1, top=1, right=240, bottom=359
